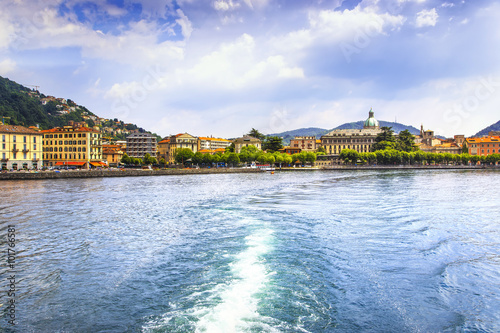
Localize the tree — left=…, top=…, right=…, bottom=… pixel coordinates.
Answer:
left=306, top=151, right=317, bottom=164
left=372, top=126, right=396, bottom=151
left=462, top=142, right=468, bottom=154
left=192, top=152, right=204, bottom=165
left=340, top=149, right=359, bottom=165
left=247, top=128, right=266, bottom=141
left=174, top=148, right=194, bottom=165
left=263, top=136, right=283, bottom=152
left=317, top=146, right=326, bottom=153
left=143, top=153, right=156, bottom=165
left=121, top=153, right=131, bottom=164
left=159, top=158, right=166, bottom=166
left=226, top=152, right=240, bottom=167
left=397, top=130, right=417, bottom=152
left=225, top=142, right=235, bottom=153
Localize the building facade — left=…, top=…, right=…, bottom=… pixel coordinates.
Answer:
left=0, top=125, right=44, bottom=170
left=198, top=137, right=232, bottom=151
left=466, top=136, right=500, bottom=156
left=290, top=136, right=317, bottom=151
left=126, top=133, right=157, bottom=159
left=319, top=109, right=383, bottom=166
left=167, top=133, right=198, bottom=164
left=234, top=136, right=262, bottom=153
left=102, top=144, right=124, bottom=167
left=41, top=123, right=103, bottom=168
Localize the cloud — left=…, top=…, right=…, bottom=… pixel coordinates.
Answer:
left=416, top=8, right=438, bottom=27
left=213, top=0, right=240, bottom=11
left=0, top=58, right=16, bottom=75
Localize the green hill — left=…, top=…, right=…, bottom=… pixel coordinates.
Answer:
left=0, top=75, right=160, bottom=141
left=475, top=120, right=500, bottom=137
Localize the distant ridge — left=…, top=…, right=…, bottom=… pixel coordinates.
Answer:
left=270, top=121, right=421, bottom=145
left=474, top=120, right=500, bottom=137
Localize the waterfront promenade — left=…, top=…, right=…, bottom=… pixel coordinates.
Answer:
left=0, top=165, right=491, bottom=180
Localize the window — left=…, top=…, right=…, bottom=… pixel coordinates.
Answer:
left=2, top=135, right=5, bottom=142
left=33, top=153, right=36, bottom=159
left=34, top=144, right=36, bottom=150
left=13, top=153, right=16, bottom=159
left=24, top=136, right=27, bottom=143
left=2, top=143, right=4, bottom=149
left=13, top=136, right=16, bottom=142
left=23, top=153, right=27, bottom=159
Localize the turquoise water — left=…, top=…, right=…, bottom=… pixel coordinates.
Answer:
left=1, top=170, right=500, bottom=332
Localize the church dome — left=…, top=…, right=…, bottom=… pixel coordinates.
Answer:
left=364, top=108, right=379, bottom=129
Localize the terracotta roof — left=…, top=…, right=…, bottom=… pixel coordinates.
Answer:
left=466, top=136, right=500, bottom=144
left=199, top=137, right=231, bottom=142
left=40, top=126, right=100, bottom=133
left=158, top=139, right=170, bottom=144
left=0, top=125, right=41, bottom=134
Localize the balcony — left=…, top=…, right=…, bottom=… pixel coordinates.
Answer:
left=22, top=149, right=30, bottom=153
left=1, top=158, right=8, bottom=162
left=11, top=148, right=19, bottom=153
left=32, top=158, right=40, bottom=162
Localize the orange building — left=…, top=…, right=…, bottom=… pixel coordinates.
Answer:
left=102, top=144, right=124, bottom=166
left=466, top=136, right=500, bottom=156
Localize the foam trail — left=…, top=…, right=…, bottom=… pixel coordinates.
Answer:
left=195, top=228, right=274, bottom=333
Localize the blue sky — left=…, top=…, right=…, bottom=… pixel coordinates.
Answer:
left=1, top=0, right=499, bottom=138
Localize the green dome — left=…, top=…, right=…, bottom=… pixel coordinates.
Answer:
left=364, top=109, right=379, bottom=129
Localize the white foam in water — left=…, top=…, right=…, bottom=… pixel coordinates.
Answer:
left=195, top=228, right=274, bottom=333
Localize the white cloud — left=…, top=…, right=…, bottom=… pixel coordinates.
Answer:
left=416, top=8, right=438, bottom=28
left=175, top=9, right=193, bottom=39
left=272, top=6, right=405, bottom=55
left=213, top=0, right=240, bottom=11
left=0, top=58, right=16, bottom=75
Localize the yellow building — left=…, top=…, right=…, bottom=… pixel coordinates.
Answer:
left=102, top=144, right=124, bottom=167
left=234, top=136, right=262, bottom=153
left=0, top=125, right=44, bottom=170
left=41, top=123, right=103, bottom=168
left=167, top=133, right=198, bottom=164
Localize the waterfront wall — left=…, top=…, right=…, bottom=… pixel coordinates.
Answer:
left=0, top=168, right=263, bottom=181
left=0, top=165, right=495, bottom=181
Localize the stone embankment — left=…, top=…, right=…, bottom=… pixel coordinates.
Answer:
left=0, top=168, right=263, bottom=180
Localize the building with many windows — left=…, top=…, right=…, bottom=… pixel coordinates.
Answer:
left=234, top=136, right=262, bottom=154
left=166, top=133, right=198, bottom=164
left=198, top=137, right=232, bottom=151
left=0, top=125, right=44, bottom=170
left=466, top=136, right=500, bottom=156
left=126, top=133, right=157, bottom=159
left=41, top=122, right=103, bottom=168
left=290, top=136, right=318, bottom=151
left=321, top=109, right=382, bottom=157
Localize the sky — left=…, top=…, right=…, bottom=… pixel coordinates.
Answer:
left=1, top=0, right=499, bottom=138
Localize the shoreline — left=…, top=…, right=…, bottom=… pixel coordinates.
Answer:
left=0, top=165, right=494, bottom=180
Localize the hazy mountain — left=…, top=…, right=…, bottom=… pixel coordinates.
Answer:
left=475, top=120, right=500, bottom=137
left=270, top=121, right=421, bottom=145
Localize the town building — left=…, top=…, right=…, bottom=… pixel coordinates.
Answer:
left=166, top=133, right=198, bottom=164
left=41, top=121, right=103, bottom=168
left=466, top=136, right=500, bottom=156
left=198, top=137, right=232, bottom=151
left=321, top=109, right=382, bottom=157
left=234, top=136, right=262, bottom=153
left=290, top=136, right=317, bottom=151
left=126, top=133, right=157, bottom=159
left=416, top=126, right=464, bottom=154
left=1, top=125, right=44, bottom=170
left=157, top=138, right=170, bottom=162
left=102, top=144, right=124, bottom=167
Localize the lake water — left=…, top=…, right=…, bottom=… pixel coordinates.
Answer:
left=1, top=170, right=500, bottom=332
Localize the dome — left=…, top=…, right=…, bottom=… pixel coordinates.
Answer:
left=363, top=108, right=379, bottom=129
